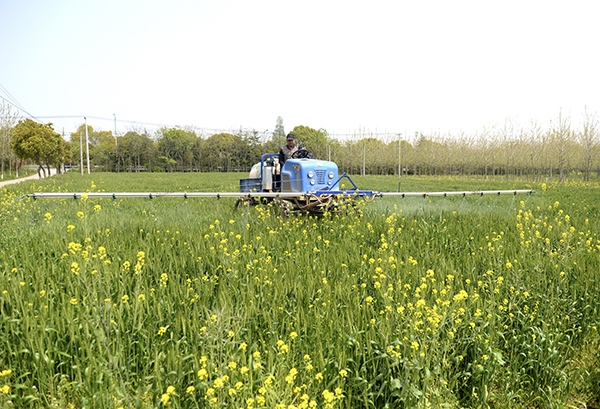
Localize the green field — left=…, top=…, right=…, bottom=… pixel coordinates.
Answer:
left=1, top=172, right=599, bottom=408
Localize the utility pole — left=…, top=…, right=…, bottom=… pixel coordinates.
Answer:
left=113, top=113, right=118, bottom=172
left=398, top=134, right=402, bottom=178
left=79, top=131, right=83, bottom=175
left=85, top=117, right=90, bottom=174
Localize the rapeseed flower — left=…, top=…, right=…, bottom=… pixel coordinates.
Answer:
left=286, top=367, right=298, bottom=384
left=198, top=368, right=208, bottom=380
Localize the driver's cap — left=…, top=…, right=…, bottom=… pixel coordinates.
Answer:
left=286, top=133, right=295, bottom=141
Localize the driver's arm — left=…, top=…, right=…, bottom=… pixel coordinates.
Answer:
left=279, top=149, right=285, bottom=165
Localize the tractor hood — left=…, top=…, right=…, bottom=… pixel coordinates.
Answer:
left=280, top=158, right=339, bottom=193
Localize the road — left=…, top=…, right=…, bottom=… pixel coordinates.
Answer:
left=0, top=168, right=57, bottom=189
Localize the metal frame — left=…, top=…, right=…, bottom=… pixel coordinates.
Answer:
left=23, top=189, right=534, bottom=200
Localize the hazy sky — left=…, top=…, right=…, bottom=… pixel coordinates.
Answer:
left=1, top=0, right=599, bottom=139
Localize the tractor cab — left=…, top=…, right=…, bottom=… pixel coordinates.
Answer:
left=240, top=150, right=340, bottom=194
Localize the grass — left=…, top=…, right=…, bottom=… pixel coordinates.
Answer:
left=1, top=172, right=599, bottom=408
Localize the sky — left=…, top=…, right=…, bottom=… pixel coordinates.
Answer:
left=1, top=0, right=599, bottom=141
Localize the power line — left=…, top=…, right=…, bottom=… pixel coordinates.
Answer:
left=0, top=84, right=40, bottom=122
left=1, top=85, right=406, bottom=139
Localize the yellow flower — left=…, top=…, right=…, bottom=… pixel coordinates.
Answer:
left=166, top=385, right=175, bottom=395
left=285, top=367, right=298, bottom=384
left=70, top=298, right=78, bottom=305
left=277, top=340, right=289, bottom=354
left=160, top=393, right=170, bottom=404
left=339, top=369, right=348, bottom=378
left=322, top=389, right=335, bottom=403
left=158, top=326, right=167, bottom=336
left=290, top=331, right=298, bottom=339
left=239, top=342, right=247, bottom=351
left=0, top=384, right=10, bottom=394
left=198, top=368, right=208, bottom=380
left=453, top=290, right=468, bottom=302
left=186, top=385, right=195, bottom=394
left=0, top=369, right=11, bottom=377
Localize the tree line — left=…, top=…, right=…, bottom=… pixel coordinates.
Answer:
left=2, top=109, right=599, bottom=181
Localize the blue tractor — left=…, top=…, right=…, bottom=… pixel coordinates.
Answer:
left=237, top=149, right=378, bottom=215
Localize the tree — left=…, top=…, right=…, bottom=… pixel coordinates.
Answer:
left=236, top=128, right=263, bottom=170
left=1, top=102, right=20, bottom=178
left=12, top=119, right=67, bottom=177
left=273, top=116, right=285, bottom=141
left=413, top=135, right=448, bottom=176
left=261, top=117, right=286, bottom=154
left=155, top=127, right=198, bottom=171
left=549, top=110, right=573, bottom=182
left=118, top=131, right=155, bottom=171
left=202, top=133, right=242, bottom=172
left=89, top=130, right=116, bottom=171
left=290, top=125, right=330, bottom=160
left=579, top=107, right=599, bottom=182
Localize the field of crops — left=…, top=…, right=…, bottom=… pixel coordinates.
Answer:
left=1, top=172, right=599, bottom=408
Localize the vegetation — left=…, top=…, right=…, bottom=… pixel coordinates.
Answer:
left=11, top=119, right=70, bottom=177
left=2, top=107, right=599, bottom=180
left=1, top=172, right=599, bottom=408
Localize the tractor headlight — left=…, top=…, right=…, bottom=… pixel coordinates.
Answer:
left=310, top=179, right=316, bottom=185
left=308, top=171, right=314, bottom=178
left=328, top=171, right=334, bottom=178
left=328, top=180, right=332, bottom=185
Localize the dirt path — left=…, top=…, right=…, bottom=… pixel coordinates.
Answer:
left=0, top=168, right=57, bottom=189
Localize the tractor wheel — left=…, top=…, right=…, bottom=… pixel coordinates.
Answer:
left=234, top=196, right=255, bottom=210
left=273, top=198, right=293, bottom=218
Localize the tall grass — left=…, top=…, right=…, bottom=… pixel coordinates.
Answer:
left=1, top=173, right=599, bottom=408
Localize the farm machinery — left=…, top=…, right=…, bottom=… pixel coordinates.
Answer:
left=24, top=148, right=535, bottom=216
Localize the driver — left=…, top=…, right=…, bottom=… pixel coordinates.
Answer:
left=279, top=133, right=298, bottom=164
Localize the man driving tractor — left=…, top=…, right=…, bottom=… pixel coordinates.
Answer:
left=279, top=133, right=298, bottom=165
